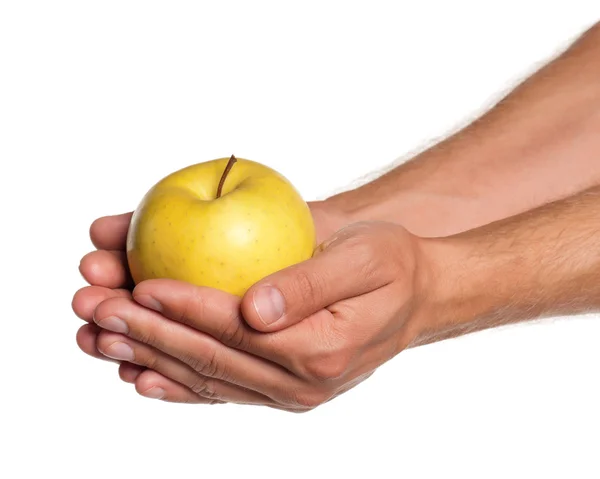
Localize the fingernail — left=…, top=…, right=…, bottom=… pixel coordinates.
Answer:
left=104, top=342, right=134, bottom=361
left=135, top=294, right=162, bottom=312
left=142, top=387, right=165, bottom=399
left=253, top=286, right=285, bottom=325
left=96, top=316, right=128, bottom=334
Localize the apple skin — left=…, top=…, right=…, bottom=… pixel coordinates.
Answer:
left=126, top=157, right=316, bottom=296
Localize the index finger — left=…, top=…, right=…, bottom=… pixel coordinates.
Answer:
left=90, top=212, right=133, bottom=250
left=131, top=279, right=335, bottom=377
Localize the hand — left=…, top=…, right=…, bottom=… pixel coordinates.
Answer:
left=72, top=213, right=145, bottom=381
left=90, top=221, right=434, bottom=410
left=72, top=201, right=350, bottom=400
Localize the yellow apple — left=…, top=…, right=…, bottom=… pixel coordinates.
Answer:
left=126, top=155, right=316, bottom=296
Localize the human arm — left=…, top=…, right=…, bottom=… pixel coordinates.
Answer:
left=324, top=20, right=600, bottom=237
left=413, top=184, right=600, bottom=346
left=87, top=183, right=600, bottom=409
left=73, top=20, right=600, bottom=403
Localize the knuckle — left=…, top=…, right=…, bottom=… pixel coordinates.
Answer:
left=202, top=349, right=220, bottom=378
left=290, top=388, right=330, bottom=409
left=216, top=312, right=248, bottom=350
left=180, top=354, right=202, bottom=374
left=189, top=377, right=208, bottom=395
left=189, top=377, right=219, bottom=400
left=359, top=255, right=381, bottom=284
left=139, top=350, right=159, bottom=371
left=181, top=347, right=225, bottom=380
left=345, top=229, right=374, bottom=254
left=346, top=225, right=404, bottom=283
left=132, top=326, right=160, bottom=350
left=290, top=268, right=325, bottom=306
left=298, top=323, right=353, bottom=382
left=350, top=238, right=381, bottom=275
left=304, top=353, right=350, bottom=382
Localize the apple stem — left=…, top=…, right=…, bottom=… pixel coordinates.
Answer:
left=216, top=154, right=238, bottom=199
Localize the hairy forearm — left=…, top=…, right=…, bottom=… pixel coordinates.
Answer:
left=326, top=21, right=600, bottom=237
left=414, top=185, right=600, bottom=346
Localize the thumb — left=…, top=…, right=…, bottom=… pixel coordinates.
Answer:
left=241, top=224, right=396, bottom=332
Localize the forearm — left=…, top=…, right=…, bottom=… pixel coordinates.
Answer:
left=414, top=185, right=600, bottom=346
left=326, top=21, right=600, bottom=237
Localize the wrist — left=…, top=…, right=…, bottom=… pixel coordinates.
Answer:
left=407, top=235, right=496, bottom=348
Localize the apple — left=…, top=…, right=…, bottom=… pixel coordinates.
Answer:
left=126, top=155, right=316, bottom=296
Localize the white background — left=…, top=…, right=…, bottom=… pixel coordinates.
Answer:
left=1, top=1, right=599, bottom=478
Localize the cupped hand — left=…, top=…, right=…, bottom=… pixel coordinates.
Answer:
left=72, top=201, right=350, bottom=402
left=90, top=221, right=435, bottom=410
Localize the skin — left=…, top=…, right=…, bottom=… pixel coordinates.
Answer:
left=74, top=203, right=346, bottom=406
left=73, top=21, right=600, bottom=409
left=329, top=20, right=600, bottom=237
